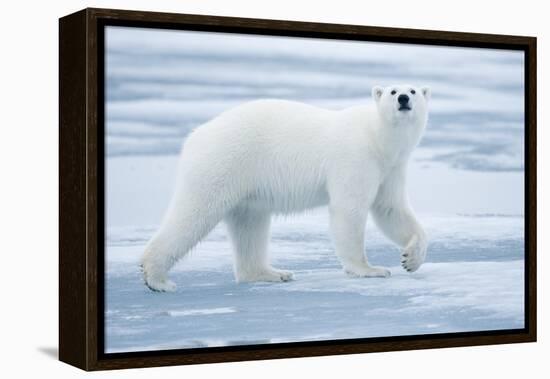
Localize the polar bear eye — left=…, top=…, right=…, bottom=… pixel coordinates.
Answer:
left=391, top=90, right=397, bottom=95
left=410, top=89, right=416, bottom=94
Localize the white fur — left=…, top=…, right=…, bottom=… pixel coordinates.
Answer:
left=141, top=84, right=430, bottom=292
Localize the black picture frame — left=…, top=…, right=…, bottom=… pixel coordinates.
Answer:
left=59, top=7, right=537, bottom=371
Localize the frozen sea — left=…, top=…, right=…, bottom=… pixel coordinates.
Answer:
left=104, top=27, right=525, bottom=353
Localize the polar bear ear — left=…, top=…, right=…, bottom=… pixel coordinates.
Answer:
left=372, top=86, right=384, bottom=102
left=421, top=86, right=431, bottom=101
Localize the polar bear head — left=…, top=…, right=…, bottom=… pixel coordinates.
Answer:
left=372, top=84, right=431, bottom=128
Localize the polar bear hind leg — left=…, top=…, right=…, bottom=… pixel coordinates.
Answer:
left=141, top=194, right=227, bottom=292
left=225, top=206, right=294, bottom=283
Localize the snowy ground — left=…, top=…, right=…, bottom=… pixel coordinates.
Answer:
left=104, top=27, right=525, bottom=353
left=105, top=157, right=525, bottom=353
left=106, top=210, right=524, bottom=353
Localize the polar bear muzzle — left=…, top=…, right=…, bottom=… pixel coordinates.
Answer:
left=397, top=94, right=411, bottom=111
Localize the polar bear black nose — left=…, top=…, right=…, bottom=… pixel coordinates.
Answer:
left=398, top=94, right=410, bottom=105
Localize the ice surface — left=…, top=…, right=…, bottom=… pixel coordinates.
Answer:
left=105, top=211, right=524, bottom=353
left=104, top=156, right=525, bottom=353
left=105, top=156, right=525, bottom=353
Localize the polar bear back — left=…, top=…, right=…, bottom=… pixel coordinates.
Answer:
left=174, top=99, right=377, bottom=214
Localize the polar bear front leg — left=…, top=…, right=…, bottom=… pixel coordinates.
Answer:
left=225, top=206, right=294, bottom=283
left=371, top=164, right=428, bottom=273
left=371, top=202, right=428, bottom=272
left=329, top=206, right=391, bottom=278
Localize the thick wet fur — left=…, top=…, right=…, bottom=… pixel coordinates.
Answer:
left=141, top=84, right=431, bottom=292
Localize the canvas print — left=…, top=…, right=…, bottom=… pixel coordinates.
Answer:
left=104, top=26, right=525, bottom=353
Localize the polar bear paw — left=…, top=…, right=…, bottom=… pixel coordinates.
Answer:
left=401, top=235, right=427, bottom=272
left=236, top=267, right=294, bottom=283
left=345, top=264, right=391, bottom=278
left=141, top=264, right=177, bottom=292
left=145, top=277, right=177, bottom=292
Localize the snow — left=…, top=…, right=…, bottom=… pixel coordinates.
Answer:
left=105, top=171, right=525, bottom=353
left=105, top=209, right=524, bottom=353
left=103, top=26, right=526, bottom=353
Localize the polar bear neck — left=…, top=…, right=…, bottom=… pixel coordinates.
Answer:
left=368, top=108, right=426, bottom=168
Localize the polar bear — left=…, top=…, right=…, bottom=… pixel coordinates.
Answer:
left=141, top=84, right=430, bottom=292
